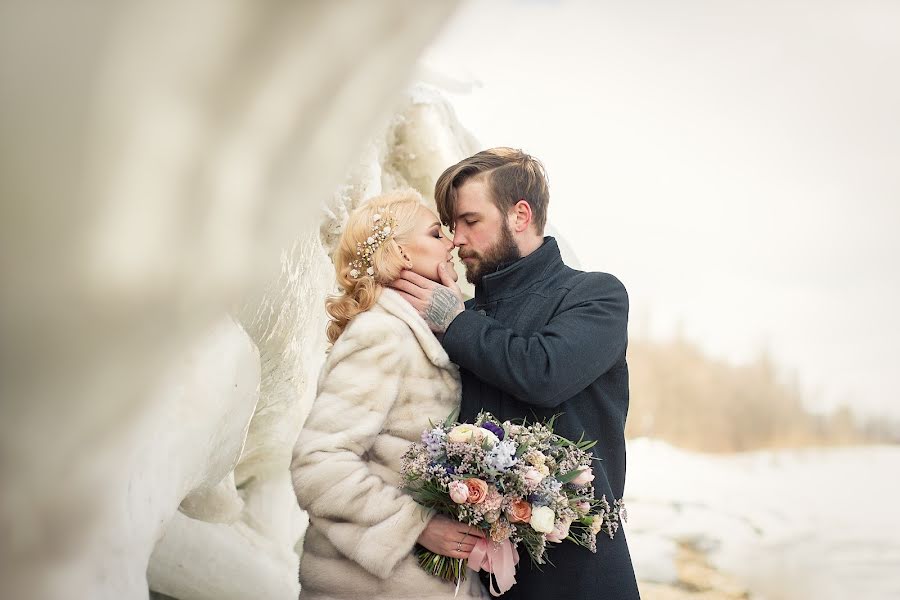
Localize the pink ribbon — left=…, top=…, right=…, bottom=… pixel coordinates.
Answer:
left=467, top=538, right=520, bottom=596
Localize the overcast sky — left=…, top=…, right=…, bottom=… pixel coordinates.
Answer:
left=422, top=0, right=900, bottom=418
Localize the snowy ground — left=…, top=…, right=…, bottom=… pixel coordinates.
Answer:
left=625, top=439, right=900, bottom=599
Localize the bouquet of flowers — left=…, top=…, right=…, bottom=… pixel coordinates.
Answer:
left=400, top=411, right=626, bottom=595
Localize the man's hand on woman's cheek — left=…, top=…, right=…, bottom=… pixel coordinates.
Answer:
left=389, top=264, right=464, bottom=333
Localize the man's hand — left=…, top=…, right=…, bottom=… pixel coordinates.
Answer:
left=417, top=514, right=484, bottom=558
left=389, top=264, right=464, bottom=333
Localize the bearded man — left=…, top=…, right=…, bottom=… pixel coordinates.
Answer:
left=391, top=148, right=640, bottom=600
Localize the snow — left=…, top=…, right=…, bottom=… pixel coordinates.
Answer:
left=626, top=439, right=900, bottom=599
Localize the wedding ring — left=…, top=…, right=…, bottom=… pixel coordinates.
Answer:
left=456, top=542, right=462, bottom=552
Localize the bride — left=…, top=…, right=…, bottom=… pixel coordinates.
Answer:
left=291, top=189, right=488, bottom=599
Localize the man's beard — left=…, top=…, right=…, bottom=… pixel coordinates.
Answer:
left=458, top=223, right=521, bottom=286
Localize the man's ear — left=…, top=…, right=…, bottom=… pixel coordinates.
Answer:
left=509, top=199, right=533, bottom=233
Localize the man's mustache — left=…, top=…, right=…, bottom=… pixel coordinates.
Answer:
left=457, top=250, right=479, bottom=260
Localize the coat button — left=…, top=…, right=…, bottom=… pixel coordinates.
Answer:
left=477, top=309, right=487, bottom=316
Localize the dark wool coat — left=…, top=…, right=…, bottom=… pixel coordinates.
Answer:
left=442, top=237, right=641, bottom=600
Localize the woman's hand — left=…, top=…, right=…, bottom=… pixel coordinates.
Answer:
left=417, top=514, right=484, bottom=558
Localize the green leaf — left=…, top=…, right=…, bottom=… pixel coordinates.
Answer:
left=557, top=468, right=584, bottom=484
left=443, top=407, right=460, bottom=428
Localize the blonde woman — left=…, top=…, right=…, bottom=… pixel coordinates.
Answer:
left=291, top=189, right=487, bottom=600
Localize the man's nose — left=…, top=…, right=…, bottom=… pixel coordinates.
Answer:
left=451, top=230, right=465, bottom=247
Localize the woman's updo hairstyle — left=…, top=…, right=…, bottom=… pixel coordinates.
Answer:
left=325, top=189, right=424, bottom=344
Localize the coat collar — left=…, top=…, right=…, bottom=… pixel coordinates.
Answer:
left=475, top=236, right=562, bottom=303
left=375, top=287, right=453, bottom=369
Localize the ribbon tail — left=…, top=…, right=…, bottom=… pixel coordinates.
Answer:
left=468, top=539, right=488, bottom=574
left=467, top=538, right=520, bottom=596
left=487, top=539, right=519, bottom=596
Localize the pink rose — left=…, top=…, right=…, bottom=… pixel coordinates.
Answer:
left=546, top=517, right=572, bottom=543
left=465, top=478, right=489, bottom=504
left=572, top=466, right=595, bottom=486
left=507, top=499, right=533, bottom=524
left=449, top=481, right=469, bottom=504
left=576, top=501, right=591, bottom=514
left=524, top=467, right=545, bottom=487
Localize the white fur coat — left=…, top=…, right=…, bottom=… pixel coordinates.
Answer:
left=291, top=289, right=486, bottom=600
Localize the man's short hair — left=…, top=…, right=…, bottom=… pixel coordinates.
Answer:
left=434, top=147, right=550, bottom=234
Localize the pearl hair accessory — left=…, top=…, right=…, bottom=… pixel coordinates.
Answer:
left=348, top=209, right=396, bottom=279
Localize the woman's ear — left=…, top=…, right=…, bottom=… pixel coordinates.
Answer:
left=397, top=244, right=414, bottom=269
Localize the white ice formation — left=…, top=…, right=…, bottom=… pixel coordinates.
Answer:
left=0, top=1, right=467, bottom=599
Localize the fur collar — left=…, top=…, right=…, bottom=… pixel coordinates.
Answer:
left=374, top=288, right=452, bottom=369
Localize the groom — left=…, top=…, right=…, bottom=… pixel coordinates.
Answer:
left=391, top=147, right=640, bottom=599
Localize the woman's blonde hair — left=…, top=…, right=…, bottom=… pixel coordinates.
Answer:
left=325, top=189, right=425, bottom=344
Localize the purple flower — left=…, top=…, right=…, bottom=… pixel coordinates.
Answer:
left=421, top=428, right=446, bottom=459
left=482, top=422, right=504, bottom=441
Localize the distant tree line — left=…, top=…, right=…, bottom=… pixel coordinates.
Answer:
left=625, top=337, right=900, bottom=452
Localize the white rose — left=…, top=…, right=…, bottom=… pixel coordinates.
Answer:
left=529, top=506, right=556, bottom=533
left=447, top=424, right=477, bottom=444
left=524, top=468, right=545, bottom=487
left=475, top=427, right=499, bottom=447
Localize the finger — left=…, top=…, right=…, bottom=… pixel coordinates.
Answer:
left=399, top=269, right=437, bottom=289
left=462, top=525, right=485, bottom=538
left=448, top=541, right=475, bottom=551
left=388, top=278, right=429, bottom=300
left=391, top=289, right=426, bottom=312
left=437, top=263, right=463, bottom=296
left=450, top=543, right=476, bottom=557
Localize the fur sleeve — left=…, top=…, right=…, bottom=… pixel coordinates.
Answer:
left=291, top=313, right=433, bottom=579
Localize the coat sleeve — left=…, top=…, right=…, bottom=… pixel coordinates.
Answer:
left=291, top=315, right=433, bottom=579
left=441, top=273, right=628, bottom=408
